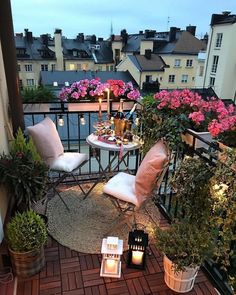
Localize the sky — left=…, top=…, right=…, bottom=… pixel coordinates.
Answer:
left=11, top=0, right=236, bottom=40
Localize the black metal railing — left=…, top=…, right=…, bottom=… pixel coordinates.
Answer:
left=23, top=101, right=234, bottom=295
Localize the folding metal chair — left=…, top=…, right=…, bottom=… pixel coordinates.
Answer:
left=103, top=140, right=170, bottom=234
left=27, top=117, right=89, bottom=210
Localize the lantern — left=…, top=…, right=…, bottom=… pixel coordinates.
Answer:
left=100, top=236, right=123, bottom=278
left=127, top=229, right=148, bottom=269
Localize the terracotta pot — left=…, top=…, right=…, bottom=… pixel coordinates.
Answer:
left=163, top=255, right=199, bottom=293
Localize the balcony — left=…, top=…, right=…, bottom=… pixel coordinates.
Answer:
left=1, top=103, right=231, bottom=295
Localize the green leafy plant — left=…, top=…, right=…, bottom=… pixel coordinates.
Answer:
left=0, top=129, right=48, bottom=212
left=156, top=222, right=215, bottom=272
left=217, top=129, right=236, bottom=148
left=21, top=86, right=57, bottom=103
left=171, top=156, right=214, bottom=225
left=6, top=210, right=47, bottom=252
left=139, top=95, right=190, bottom=153
left=209, top=150, right=236, bottom=288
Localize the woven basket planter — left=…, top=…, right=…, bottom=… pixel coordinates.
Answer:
left=163, top=255, right=199, bottom=293
left=9, top=246, right=45, bottom=277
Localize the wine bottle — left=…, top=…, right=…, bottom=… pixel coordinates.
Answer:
left=114, top=99, right=125, bottom=136
left=114, top=99, right=125, bottom=120
left=125, top=103, right=137, bottom=121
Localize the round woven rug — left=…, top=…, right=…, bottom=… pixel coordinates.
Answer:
left=46, top=184, right=161, bottom=254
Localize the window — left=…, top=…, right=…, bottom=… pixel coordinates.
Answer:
left=25, top=64, right=32, bottom=72
left=26, top=79, right=34, bottom=86
left=186, top=59, right=193, bottom=67
left=168, top=75, right=175, bottom=83
left=199, top=65, right=204, bottom=77
left=77, top=64, right=82, bottom=70
left=159, top=77, right=162, bottom=81
left=41, top=64, right=48, bottom=71
left=19, top=79, right=23, bottom=90
left=211, top=55, right=219, bottom=73
left=17, top=64, right=21, bottom=72
left=181, top=75, right=188, bottom=83
left=51, top=64, right=56, bottom=71
left=97, top=65, right=102, bottom=71
left=73, top=50, right=78, bottom=57
left=174, top=59, right=181, bottom=67
left=106, top=65, right=109, bottom=71
left=145, top=75, right=152, bottom=82
left=82, top=63, right=88, bottom=70
left=209, top=77, right=215, bottom=86
left=110, top=65, right=114, bottom=71
left=215, top=33, right=223, bottom=48
left=69, top=64, right=75, bottom=70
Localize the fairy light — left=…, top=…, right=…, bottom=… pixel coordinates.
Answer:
left=58, top=115, right=64, bottom=127
left=80, top=114, right=86, bottom=125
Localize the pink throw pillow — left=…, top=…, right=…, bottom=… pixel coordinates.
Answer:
left=135, top=141, right=169, bottom=207
left=27, top=117, right=64, bottom=165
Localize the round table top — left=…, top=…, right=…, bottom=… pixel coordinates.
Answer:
left=86, top=134, right=141, bottom=152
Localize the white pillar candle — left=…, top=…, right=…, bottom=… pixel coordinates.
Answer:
left=105, top=259, right=117, bottom=273
left=106, top=89, right=110, bottom=118
left=131, top=251, right=143, bottom=265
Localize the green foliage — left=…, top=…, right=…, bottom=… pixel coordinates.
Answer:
left=0, top=128, right=48, bottom=212
left=217, top=129, right=236, bottom=148
left=6, top=210, right=47, bottom=252
left=139, top=95, right=190, bottom=153
left=171, top=157, right=214, bottom=225
left=21, top=86, right=57, bottom=103
left=156, top=222, right=214, bottom=272
left=209, top=149, right=236, bottom=287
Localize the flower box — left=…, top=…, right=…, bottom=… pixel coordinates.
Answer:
left=111, top=101, right=135, bottom=112
left=23, top=103, right=50, bottom=113
left=181, top=129, right=213, bottom=150
left=68, top=102, right=107, bottom=112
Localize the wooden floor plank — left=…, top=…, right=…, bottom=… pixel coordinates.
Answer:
left=0, top=211, right=219, bottom=295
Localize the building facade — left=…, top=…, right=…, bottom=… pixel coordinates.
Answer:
left=203, top=12, right=236, bottom=101
left=114, top=27, right=207, bottom=90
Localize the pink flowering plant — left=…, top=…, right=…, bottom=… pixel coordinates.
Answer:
left=59, top=78, right=107, bottom=102
left=106, top=79, right=140, bottom=100
left=154, top=89, right=236, bottom=138
left=140, top=90, right=236, bottom=152
left=59, top=78, right=140, bottom=102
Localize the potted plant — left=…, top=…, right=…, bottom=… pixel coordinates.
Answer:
left=156, top=222, right=215, bottom=293
left=0, top=129, right=48, bottom=212
left=6, top=210, right=47, bottom=277
left=152, top=89, right=236, bottom=150
left=22, top=85, right=56, bottom=112
left=139, top=94, right=190, bottom=153
left=155, top=156, right=215, bottom=292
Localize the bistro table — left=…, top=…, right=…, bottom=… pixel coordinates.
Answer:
left=84, top=133, right=141, bottom=199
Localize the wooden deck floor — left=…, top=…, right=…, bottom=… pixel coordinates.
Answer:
left=12, top=214, right=219, bottom=295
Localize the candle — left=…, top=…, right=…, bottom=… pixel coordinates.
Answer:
left=98, top=97, right=102, bottom=121
left=131, top=251, right=143, bottom=265
left=106, top=88, right=110, bottom=118
left=104, top=259, right=117, bottom=273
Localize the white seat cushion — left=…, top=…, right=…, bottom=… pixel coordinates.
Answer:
left=103, top=172, right=139, bottom=207
left=50, top=152, right=89, bottom=173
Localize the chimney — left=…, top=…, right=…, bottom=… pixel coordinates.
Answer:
left=186, top=25, right=196, bottom=36
left=24, top=28, right=33, bottom=43
left=54, top=29, right=63, bottom=71
left=145, top=49, right=151, bottom=59
left=91, top=34, right=96, bottom=44
left=120, top=29, right=128, bottom=45
left=139, top=30, right=143, bottom=34
left=203, top=33, right=208, bottom=43
left=77, top=33, right=84, bottom=42
left=169, top=27, right=177, bottom=42
left=41, top=34, right=49, bottom=46
left=111, top=34, right=115, bottom=41
left=98, top=37, right=103, bottom=42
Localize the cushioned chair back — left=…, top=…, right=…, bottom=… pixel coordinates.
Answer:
left=27, top=117, right=64, bottom=166
left=134, top=140, right=169, bottom=207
